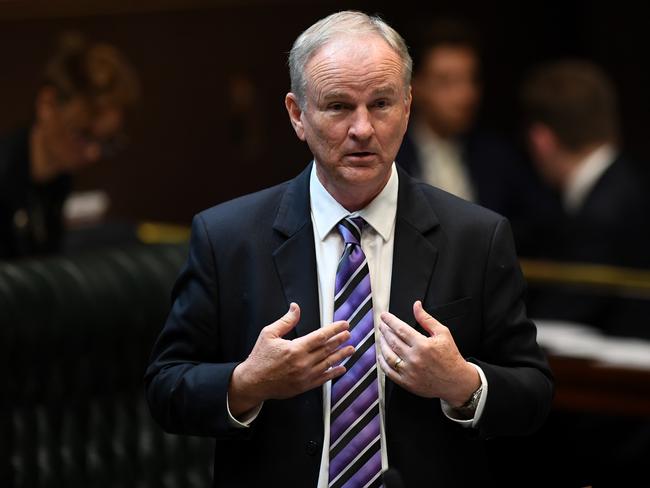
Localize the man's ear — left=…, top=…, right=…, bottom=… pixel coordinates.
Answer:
left=404, top=85, right=412, bottom=121
left=35, top=86, right=59, bottom=123
left=285, top=92, right=306, bottom=141
left=528, top=123, right=558, bottom=159
left=411, top=75, right=423, bottom=99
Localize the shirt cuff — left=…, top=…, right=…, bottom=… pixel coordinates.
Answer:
left=226, top=392, right=263, bottom=428
left=440, top=363, right=488, bottom=428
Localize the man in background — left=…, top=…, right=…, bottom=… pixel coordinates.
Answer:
left=0, top=32, right=139, bottom=260
left=522, top=59, right=650, bottom=338
left=520, top=59, right=650, bottom=486
left=398, top=19, right=554, bottom=256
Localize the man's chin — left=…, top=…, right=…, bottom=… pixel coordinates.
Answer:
left=337, top=163, right=391, bottom=189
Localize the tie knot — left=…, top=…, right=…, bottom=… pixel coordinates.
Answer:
left=337, top=216, right=365, bottom=245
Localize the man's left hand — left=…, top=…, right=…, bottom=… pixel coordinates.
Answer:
left=377, top=301, right=480, bottom=407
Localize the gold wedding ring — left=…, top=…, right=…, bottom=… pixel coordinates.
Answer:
left=394, top=357, right=403, bottom=369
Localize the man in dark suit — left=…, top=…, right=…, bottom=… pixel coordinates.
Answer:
left=520, top=59, right=650, bottom=487
left=522, top=59, right=650, bottom=337
left=145, top=11, right=553, bottom=487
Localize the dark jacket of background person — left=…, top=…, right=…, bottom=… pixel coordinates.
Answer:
left=536, top=154, right=650, bottom=269
left=0, top=127, right=70, bottom=258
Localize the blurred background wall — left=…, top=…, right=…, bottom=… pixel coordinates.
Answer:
left=1, top=0, right=648, bottom=224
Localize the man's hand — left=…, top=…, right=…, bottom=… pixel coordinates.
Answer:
left=377, top=301, right=480, bottom=407
left=228, top=303, right=355, bottom=417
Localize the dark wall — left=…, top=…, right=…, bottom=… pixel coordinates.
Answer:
left=1, top=1, right=648, bottom=224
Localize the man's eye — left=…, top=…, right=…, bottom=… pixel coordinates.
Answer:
left=375, top=99, right=389, bottom=108
left=329, top=103, right=344, bottom=111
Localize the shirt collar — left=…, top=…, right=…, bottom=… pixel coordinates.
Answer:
left=564, top=144, right=617, bottom=213
left=309, top=161, right=398, bottom=242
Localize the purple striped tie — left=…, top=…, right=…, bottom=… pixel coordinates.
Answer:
left=329, top=216, right=382, bottom=488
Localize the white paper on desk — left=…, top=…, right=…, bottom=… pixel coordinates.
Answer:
left=534, top=319, right=650, bottom=370
left=63, top=190, right=110, bottom=225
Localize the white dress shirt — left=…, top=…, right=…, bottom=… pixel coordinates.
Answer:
left=412, top=119, right=476, bottom=203
left=563, top=144, right=617, bottom=214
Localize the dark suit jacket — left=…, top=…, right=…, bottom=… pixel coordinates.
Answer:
left=552, top=155, right=650, bottom=268
left=0, top=127, right=70, bottom=259
left=145, top=164, right=553, bottom=487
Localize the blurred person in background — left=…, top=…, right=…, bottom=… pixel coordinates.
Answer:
left=0, top=32, right=139, bottom=260
left=522, top=59, right=650, bottom=338
left=397, top=18, right=550, bottom=254
left=519, top=59, right=650, bottom=487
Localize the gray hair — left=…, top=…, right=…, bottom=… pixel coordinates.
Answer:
left=288, top=11, right=412, bottom=108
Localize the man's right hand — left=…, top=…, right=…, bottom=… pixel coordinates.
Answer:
left=228, top=302, right=354, bottom=418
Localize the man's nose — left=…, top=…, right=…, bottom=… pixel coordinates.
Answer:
left=348, top=107, right=374, bottom=140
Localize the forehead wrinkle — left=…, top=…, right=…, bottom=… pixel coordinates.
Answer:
left=308, top=57, right=404, bottom=104
left=320, top=83, right=400, bottom=103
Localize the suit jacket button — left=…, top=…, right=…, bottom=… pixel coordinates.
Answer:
left=306, top=440, right=319, bottom=456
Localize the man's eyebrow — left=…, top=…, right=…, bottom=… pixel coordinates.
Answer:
left=371, top=85, right=399, bottom=97
left=320, top=85, right=400, bottom=102
left=321, top=90, right=352, bottom=102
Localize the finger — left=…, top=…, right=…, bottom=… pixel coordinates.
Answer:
left=268, top=303, right=301, bottom=337
left=314, top=342, right=355, bottom=373
left=377, top=347, right=402, bottom=380
left=296, top=320, right=349, bottom=351
left=325, top=343, right=355, bottom=369
left=413, top=300, right=443, bottom=337
left=377, top=332, right=402, bottom=371
left=379, top=311, right=417, bottom=347
left=311, top=364, right=347, bottom=388
left=309, top=329, right=352, bottom=366
left=378, top=320, right=409, bottom=359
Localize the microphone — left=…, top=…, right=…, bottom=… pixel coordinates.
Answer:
left=382, top=467, right=405, bottom=488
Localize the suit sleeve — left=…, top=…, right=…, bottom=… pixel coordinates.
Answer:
left=144, top=214, right=251, bottom=439
left=471, top=218, right=554, bottom=438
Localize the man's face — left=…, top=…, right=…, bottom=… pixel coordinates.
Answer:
left=286, top=35, right=411, bottom=206
left=38, top=90, right=125, bottom=173
left=413, top=45, right=480, bottom=137
left=527, top=123, right=565, bottom=188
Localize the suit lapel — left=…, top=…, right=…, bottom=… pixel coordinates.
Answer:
left=271, top=163, right=324, bottom=427
left=271, top=163, right=321, bottom=340
left=386, top=169, right=440, bottom=402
